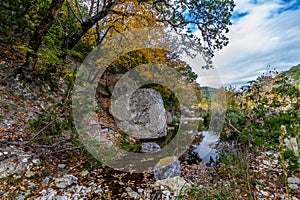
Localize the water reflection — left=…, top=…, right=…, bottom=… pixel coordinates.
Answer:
left=195, top=131, right=219, bottom=164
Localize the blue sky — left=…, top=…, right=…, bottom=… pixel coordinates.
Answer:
left=188, top=0, right=300, bottom=88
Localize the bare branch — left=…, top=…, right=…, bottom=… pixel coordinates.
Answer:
left=89, top=0, right=95, bottom=17
left=25, top=113, right=65, bottom=144
left=74, top=0, right=84, bottom=22
left=66, top=0, right=83, bottom=24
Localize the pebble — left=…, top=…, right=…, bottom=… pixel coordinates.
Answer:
left=89, top=181, right=95, bottom=186
left=25, top=170, right=35, bottom=178
left=21, top=157, right=30, bottom=163
left=79, top=170, right=89, bottom=177
left=76, top=186, right=84, bottom=193
left=56, top=195, right=68, bottom=200
left=32, top=159, right=41, bottom=165
left=260, top=190, right=269, bottom=197
left=287, top=177, right=300, bottom=184
left=102, top=128, right=109, bottom=133
left=72, top=194, right=80, bottom=200
left=137, top=188, right=144, bottom=193
left=271, top=159, right=278, bottom=165
left=265, top=151, right=273, bottom=156
left=287, top=176, right=300, bottom=190
left=26, top=183, right=35, bottom=190
left=55, top=174, right=78, bottom=189
left=37, top=188, right=57, bottom=200
left=85, top=187, right=91, bottom=194
left=40, top=189, right=47, bottom=196
left=289, top=184, right=298, bottom=190
left=126, top=187, right=140, bottom=199
left=67, top=185, right=76, bottom=192
left=58, top=164, right=66, bottom=169
left=43, top=177, right=50, bottom=185
left=162, top=190, right=171, bottom=196
left=262, top=160, right=270, bottom=166
left=94, top=189, right=102, bottom=194
left=16, top=190, right=31, bottom=200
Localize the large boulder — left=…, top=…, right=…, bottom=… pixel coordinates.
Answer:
left=154, top=156, right=181, bottom=181
left=115, top=88, right=168, bottom=140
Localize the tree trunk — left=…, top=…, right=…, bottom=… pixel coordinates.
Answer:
left=62, top=7, right=113, bottom=51
left=22, top=0, right=64, bottom=80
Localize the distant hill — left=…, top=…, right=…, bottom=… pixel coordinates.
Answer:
left=199, top=64, right=299, bottom=98
left=282, top=64, right=300, bottom=84
left=200, top=86, right=218, bottom=98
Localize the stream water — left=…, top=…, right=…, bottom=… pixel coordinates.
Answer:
left=96, top=130, right=221, bottom=198
left=146, top=128, right=221, bottom=165
left=195, top=131, right=220, bottom=164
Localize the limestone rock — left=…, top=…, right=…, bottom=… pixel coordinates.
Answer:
left=55, top=195, right=69, bottom=200
left=166, top=112, right=173, bottom=125
left=125, top=187, right=140, bottom=199
left=141, top=142, right=161, bottom=153
left=79, top=170, right=89, bottom=177
left=36, top=188, right=57, bottom=200
left=25, top=170, right=35, bottom=178
left=96, top=79, right=110, bottom=96
left=154, top=156, right=181, bottom=181
left=288, top=176, right=300, bottom=190
left=96, top=73, right=123, bottom=96
left=55, top=174, right=78, bottom=189
left=107, top=74, right=123, bottom=94
left=115, top=88, right=168, bottom=140
left=154, top=176, right=191, bottom=196
left=43, top=177, right=51, bottom=185
left=0, top=147, right=32, bottom=179
left=288, top=176, right=300, bottom=184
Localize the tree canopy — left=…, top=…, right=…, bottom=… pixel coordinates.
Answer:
left=0, top=0, right=235, bottom=79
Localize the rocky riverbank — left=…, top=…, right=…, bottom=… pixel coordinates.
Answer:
left=0, top=62, right=299, bottom=199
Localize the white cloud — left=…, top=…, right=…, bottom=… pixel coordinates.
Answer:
left=191, top=0, right=300, bottom=88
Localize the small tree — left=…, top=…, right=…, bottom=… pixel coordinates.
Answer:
left=22, top=0, right=65, bottom=79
